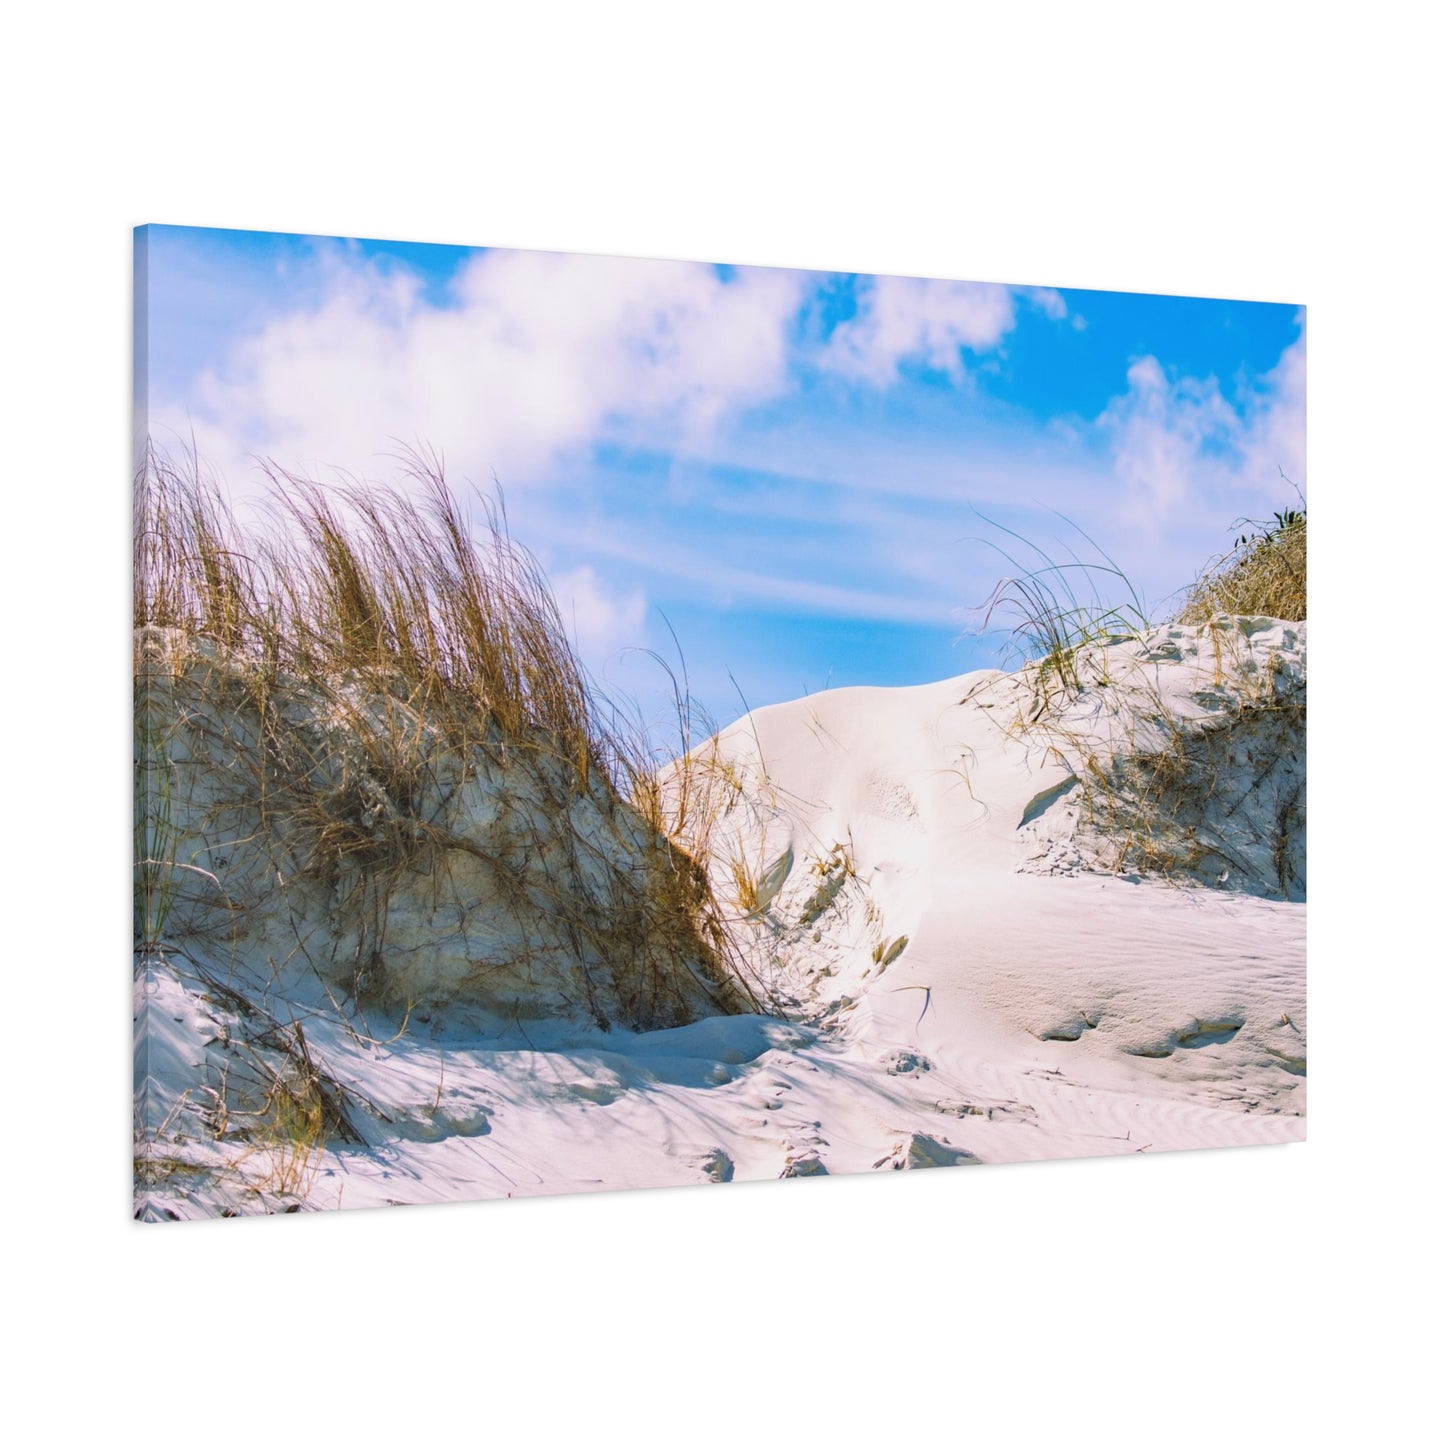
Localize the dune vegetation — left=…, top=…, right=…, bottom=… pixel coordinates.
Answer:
left=968, top=504, right=1307, bottom=899
left=1176, top=505, right=1306, bottom=626
left=134, top=456, right=1307, bottom=1219
left=134, top=450, right=766, bottom=1032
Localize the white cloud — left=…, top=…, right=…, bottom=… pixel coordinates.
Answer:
left=817, top=278, right=1066, bottom=385
left=154, top=248, right=810, bottom=489
left=550, top=563, right=648, bottom=676
left=1027, top=287, right=1069, bottom=322
left=1098, top=328, right=1306, bottom=515
left=1241, top=328, right=1306, bottom=492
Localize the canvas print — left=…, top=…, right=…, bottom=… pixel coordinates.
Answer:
left=133, top=226, right=1305, bottom=1221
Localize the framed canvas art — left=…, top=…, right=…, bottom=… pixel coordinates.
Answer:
left=133, top=225, right=1305, bottom=1221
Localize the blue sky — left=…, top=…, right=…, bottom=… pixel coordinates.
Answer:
left=137, top=224, right=1305, bottom=739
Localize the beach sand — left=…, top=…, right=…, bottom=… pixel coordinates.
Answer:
left=135, top=617, right=1305, bottom=1218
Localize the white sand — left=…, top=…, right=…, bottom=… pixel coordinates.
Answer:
left=135, top=618, right=1304, bottom=1219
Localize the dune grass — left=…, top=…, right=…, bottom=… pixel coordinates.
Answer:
left=1175, top=507, right=1306, bottom=625
left=973, top=512, right=1150, bottom=716
left=133, top=446, right=763, bottom=1029
left=972, top=505, right=1307, bottom=897
left=136, top=446, right=596, bottom=765
left=1061, top=644, right=1307, bottom=897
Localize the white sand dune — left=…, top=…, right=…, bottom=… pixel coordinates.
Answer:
left=135, top=618, right=1304, bottom=1219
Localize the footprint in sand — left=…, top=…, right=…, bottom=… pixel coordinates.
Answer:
left=698, top=1148, right=734, bottom=1183
left=935, top=1097, right=1037, bottom=1125
left=863, top=774, right=920, bottom=823
left=1124, top=1017, right=1244, bottom=1058
left=884, top=1049, right=933, bottom=1075
left=1035, top=1013, right=1099, bottom=1042
left=780, top=1149, right=828, bottom=1178
left=1262, top=1046, right=1306, bottom=1075
left=873, top=1133, right=981, bottom=1169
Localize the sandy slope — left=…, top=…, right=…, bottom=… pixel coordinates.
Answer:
left=135, top=618, right=1304, bottom=1219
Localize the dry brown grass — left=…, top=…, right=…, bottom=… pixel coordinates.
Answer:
left=971, top=507, right=1308, bottom=899
left=1176, top=511, right=1306, bottom=625
left=134, top=446, right=762, bottom=1032
left=136, top=444, right=595, bottom=765
left=1066, top=677, right=1306, bottom=897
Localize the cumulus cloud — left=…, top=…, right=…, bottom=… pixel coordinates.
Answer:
left=817, top=277, right=1066, bottom=385
left=155, top=248, right=810, bottom=488
left=1098, top=327, right=1306, bottom=514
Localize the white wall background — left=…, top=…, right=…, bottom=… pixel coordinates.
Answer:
left=3, top=4, right=1434, bottom=1439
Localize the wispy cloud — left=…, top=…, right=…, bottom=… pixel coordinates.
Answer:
left=143, top=231, right=1303, bottom=723
left=537, top=508, right=963, bottom=630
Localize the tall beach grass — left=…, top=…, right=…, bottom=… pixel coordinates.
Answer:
left=133, top=446, right=765, bottom=1028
